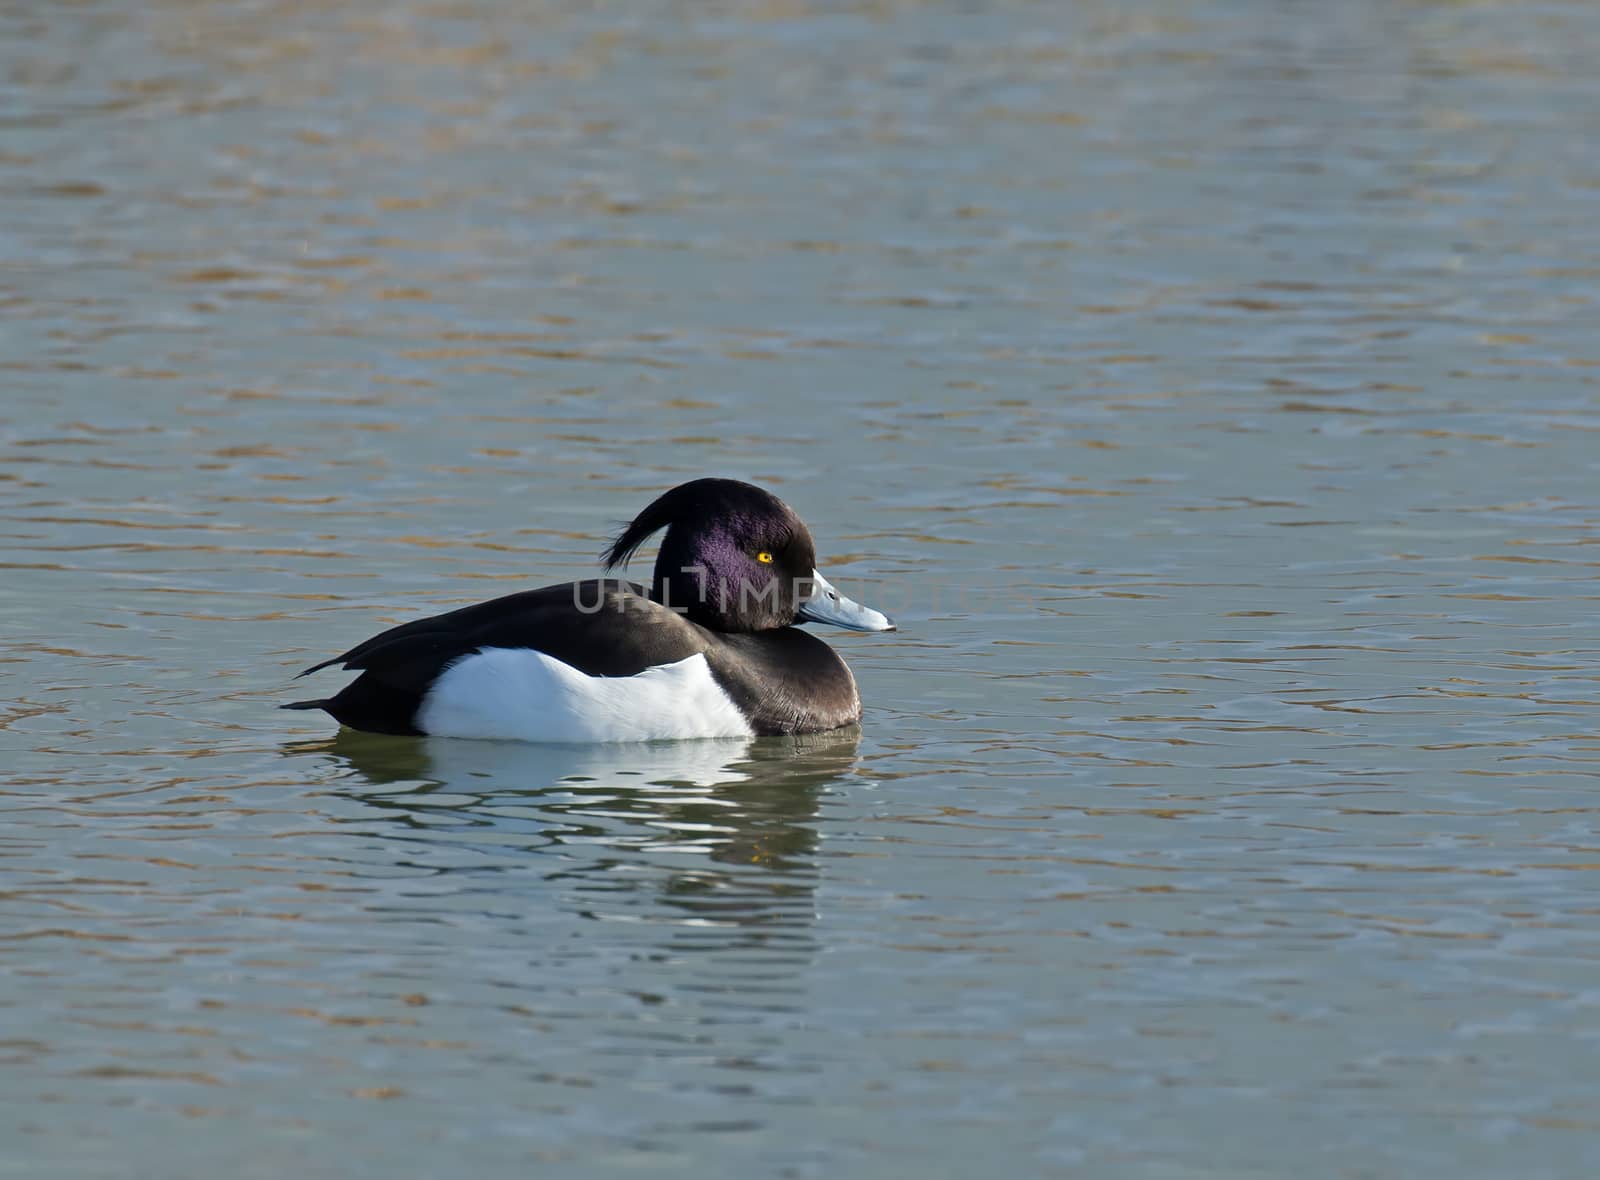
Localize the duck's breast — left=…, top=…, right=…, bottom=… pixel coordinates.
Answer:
left=706, top=628, right=862, bottom=736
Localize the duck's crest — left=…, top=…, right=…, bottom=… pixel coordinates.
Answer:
left=601, top=478, right=782, bottom=571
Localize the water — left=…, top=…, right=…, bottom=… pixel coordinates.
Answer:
left=5, top=0, right=1600, bottom=1175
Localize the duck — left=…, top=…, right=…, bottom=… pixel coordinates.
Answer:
left=282, top=478, right=896, bottom=742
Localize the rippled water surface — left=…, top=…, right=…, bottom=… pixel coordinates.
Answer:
left=5, top=1, right=1600, bottom=1175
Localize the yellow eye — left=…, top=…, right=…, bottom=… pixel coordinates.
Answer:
left=756, top=551, right=774, bottom=564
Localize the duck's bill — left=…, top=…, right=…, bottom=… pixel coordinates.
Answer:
left=798, top=570, right=896, bottom=632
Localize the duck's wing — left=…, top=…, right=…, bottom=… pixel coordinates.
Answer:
left=297, top=579, right=713, bottom=684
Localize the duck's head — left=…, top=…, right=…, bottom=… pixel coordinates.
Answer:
left=602, top=478, right=896, bottom=635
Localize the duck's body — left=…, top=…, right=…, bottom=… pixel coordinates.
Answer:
left=284, top=480, right=894, bottom=742
left=286, top=579, right=864, bottom=740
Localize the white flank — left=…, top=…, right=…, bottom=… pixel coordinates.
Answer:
left=415, top=649, right=754, bottom=743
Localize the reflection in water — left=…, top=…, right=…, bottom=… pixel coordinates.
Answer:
left=296, top=729, right=862, bottom=947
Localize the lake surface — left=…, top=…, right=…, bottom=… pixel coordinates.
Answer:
left=4, top=0, right=1600, bottom=1175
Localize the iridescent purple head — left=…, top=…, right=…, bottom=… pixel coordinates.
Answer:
left=602, top=478, right=894, bottom=635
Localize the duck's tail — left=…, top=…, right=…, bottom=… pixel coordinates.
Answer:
left=280, top=699, right=331, bottom=712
